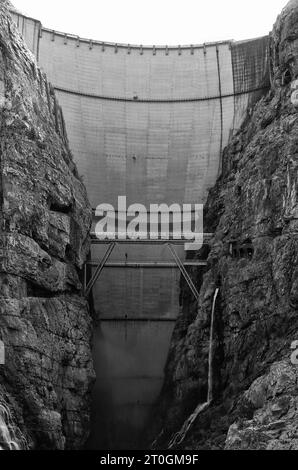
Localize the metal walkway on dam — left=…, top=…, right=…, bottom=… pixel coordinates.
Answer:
left=10, top=7, right=270, bottom=449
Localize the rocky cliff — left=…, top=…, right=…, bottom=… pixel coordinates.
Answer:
left=151, top=0, right=298, bottom=450
left=0, top=0, right=93, bottom=449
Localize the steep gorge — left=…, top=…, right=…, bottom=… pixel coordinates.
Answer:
left=0, top=0, right=93, bottom=449
left=151, top=0, right=298, bottom=451
left=1, top=0, right=298, bottom=452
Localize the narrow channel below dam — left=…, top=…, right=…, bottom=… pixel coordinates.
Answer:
left=10, top=5, right=270, bottom=449
left=88, top=244, right=181, bottom=449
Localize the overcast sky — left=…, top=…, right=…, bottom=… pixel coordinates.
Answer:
left=12, top=0, right=288, bottom=46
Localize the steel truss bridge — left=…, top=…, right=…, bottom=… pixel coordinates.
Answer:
left=84, top=233, right=213, bottom=318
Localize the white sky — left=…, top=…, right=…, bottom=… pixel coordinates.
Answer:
left=12, top=0, right=288, bottom=46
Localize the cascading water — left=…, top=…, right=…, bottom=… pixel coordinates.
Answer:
left=167, top=287, right=219, bottom=449
left=0, top=403, right=25, bottom=450
left=207, top=287, right=219, bottom=403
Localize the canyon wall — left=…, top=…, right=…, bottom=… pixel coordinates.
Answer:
left=0, top=0, right=93, bottom=449
left=151, top=0, right=298, bottom=450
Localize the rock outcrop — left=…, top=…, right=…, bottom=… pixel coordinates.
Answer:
left=151, top=0, right=298, bottom=450
left=225, top=360, right=298, bottom=450
left=0, top=0, right=93, bottom=449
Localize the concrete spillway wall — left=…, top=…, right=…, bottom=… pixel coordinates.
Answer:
left=10, top=8, right=270, bottom=449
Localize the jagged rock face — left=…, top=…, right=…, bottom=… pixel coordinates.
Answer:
left=151, top=0, right=298, bottom=450
left=225, top=360, right=298, bottom=450
left=271, top=0, right=298, bottom=87
left=0, top=1, right=94, bottom=450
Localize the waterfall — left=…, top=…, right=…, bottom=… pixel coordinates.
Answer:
left=207, top=287, right=219, bottom=403
left=167, top=287, right=219, bottom=449
left=0, top=403, right=24, bottom=450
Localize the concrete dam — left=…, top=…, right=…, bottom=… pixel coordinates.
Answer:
left=10, top=7, right=270, bottom=449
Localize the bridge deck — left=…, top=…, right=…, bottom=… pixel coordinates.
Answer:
left=86, top=261, right=208, bottom=268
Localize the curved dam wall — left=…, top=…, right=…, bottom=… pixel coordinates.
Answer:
left=10, top=8, right=270, bottom=449
left=10, top=10, right=269, bottom=208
